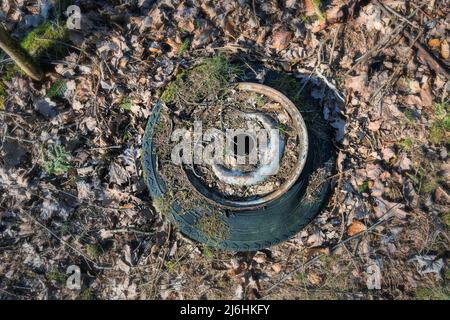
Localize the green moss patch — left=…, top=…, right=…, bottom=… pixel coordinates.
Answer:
left=160, top=55, right=241, bottom=105
left=20, top=21, right=67, bottom=58
left=195, top=211, right=229, bottom=242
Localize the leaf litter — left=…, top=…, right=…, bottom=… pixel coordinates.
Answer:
left=0, top=0, right=448, bottom=300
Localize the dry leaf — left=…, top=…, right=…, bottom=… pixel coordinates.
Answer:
left=271, top=30, right=293, bottom=51
left=347, top=220, right=367, bottom=236
left=428, top=38, right=441, bottom=48
left=408, top=80, right=421, bottom=93
left=440, top=40, right=449, bottom=59
left=382, top=147, right=395, bottom=161
left=271, top=263, right=282, bottom=273
left=306, top=246, right=330, bottom=256
left=368, top=120, right=381, bottom=132
left=253, top=253, right=266, bottom=264
left=166, top=37, right=182, bottom=54
left=419, top=83, right=433, bottom=107
left=345, top=73, right=368, bottom=94
left=308, top=271, right=321, bottom=285
left=304, top=0, right=316, bottom=16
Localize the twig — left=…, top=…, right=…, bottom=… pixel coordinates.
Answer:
left=1, top=134, right=35, bottom=144
left=374, top=0, right=420, bottom=29
left=0, top=24, right=43, bottom=81
left=314, top=69, right=345, bottom=102
left=106, top=228, right=155, bottom=236
left=328, top=24, right=341, bottom=65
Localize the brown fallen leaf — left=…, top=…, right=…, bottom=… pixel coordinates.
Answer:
left=306, top=246, right=330, bottom=257
left=166, top=38, right=180, bottom=52
left=345, top=73, right=368, bottom=94
left=347, top=220, right=367, bottom=236
left=304, top=0, right=317, bottom=16
left=368, top=120, right=381, bottom=132
left=271, top=30, right=293, bottom=51
left=382, top=147, right=395, bottom=161
left=441, top=40, right=449, bottom=60
left=428, top=38, right=441, bottom=49
left=311, top=19, right=327, bottom=33
left=419, top=82, right=433, bottom=107
left=178, top=20, right=195, bottom=33
left=271, top=263, right=282, bottom=273
left=308, top=271, right=322, bottom=285
left=227, top=263, right=245, bottom=277
left=435, top=186, right=450, bottom=204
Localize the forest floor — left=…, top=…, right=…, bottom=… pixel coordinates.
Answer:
left=0, top=0, right=449, bottom=300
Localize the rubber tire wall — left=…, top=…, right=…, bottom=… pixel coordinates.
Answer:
left=142, top=102, right=336, bottom=251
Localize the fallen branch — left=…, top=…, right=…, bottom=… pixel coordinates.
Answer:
left=0, top=25, right=43, bottom=81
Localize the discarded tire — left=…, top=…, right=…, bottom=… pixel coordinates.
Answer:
left=143, top=70, right=335, bottom=251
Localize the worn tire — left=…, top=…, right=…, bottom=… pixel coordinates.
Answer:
left=142, top=101, right=336, bottom=251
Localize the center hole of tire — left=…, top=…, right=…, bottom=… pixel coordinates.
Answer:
left=233, top=133, right=255, bottom=157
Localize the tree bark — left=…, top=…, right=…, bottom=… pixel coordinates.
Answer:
left=0, top=25, right=43, bottom=81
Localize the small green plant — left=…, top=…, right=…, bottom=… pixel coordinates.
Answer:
left=58, top=221, right=71, bottom=236
left=20, top=21, right=67, bottom=57
left=0, top=82, right=6, bottom=110
left=46, top=269, right=67, bottom=283
left=268, top=74, right=305, bottom=106
left=79, top=288, right=95, bottom=300
left=0, top=81, right=6, bottom=97
left=300, top=0, right=325, bottom=23
left=120, top=97, right=133, bottom=111
left=123, top=131, right=131, bottom=141
left=358, top=179, right=369, bottom=193
left=202, top=246, right=215, bottom=260
left=46, top=79, right=67, bottom=98
left=311, top=0, right=325, bottom=20
left=295, top=271, right=308, bottom=282
left=195, top=211, right=229, bottom=241
left=178, top=38, right=190, bottom=56
left=407, top=165, right=442, bottom=195
left=254, top=94, right=266, bottom=107
left=85, top=243, right=103, bottom=259
left=160, top=72, right=184, bottom=104
left=435, top=102, right=448, bottom=119
left=1, top=65, right=17, bottom=82
left=160, top=55, right=241, bottom=105
left=41, top=144, right=72, bottom=175
left=153, top=191, right=176, bottom=216
left=165, top=260, right=180, bottom=272
left=398, top=138, right=413, bottom=151
left=415, top=286, right=449, bottom=300
left=429, top=102, right=449, bottom=146
left=195, top=19, right=203, bottom=29
left=404, top=109, right=416, bottom=123
left=429, top=121, right=449, bottom=145
left=277, top=124, right=290, bottom=135
left=440, top=211, right=450, bottom=229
